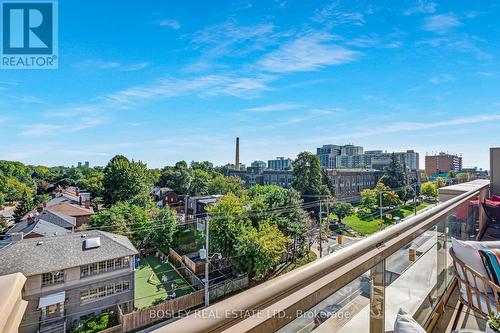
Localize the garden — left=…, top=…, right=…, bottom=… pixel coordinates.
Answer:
left=342, top=201, right=433, bottom=235
left=134, top=256, right=193, bottom=309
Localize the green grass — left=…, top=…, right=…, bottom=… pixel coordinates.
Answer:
left=343, top=202, right=433, bottom=235
left=134, top=256, right=193, bottom=309
left=343, top=214, right=382, bottom=235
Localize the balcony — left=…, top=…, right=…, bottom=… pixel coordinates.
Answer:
left=153, top=178, right=494, bottom=333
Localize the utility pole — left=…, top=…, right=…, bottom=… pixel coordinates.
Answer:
left=413, top=185, right=417, bottom=216
left=204, top=215, right=210, bottom=307
left=319, top=200, right=323, bottom=258
left=379, top=191, right=383, bottom=220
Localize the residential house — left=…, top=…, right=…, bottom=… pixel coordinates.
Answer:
left=7, top=210, right=76, bottom=239
left=0, top=231, right=138, bottom=333
left=185, top=195, right=223, bottom=220
left=151, top=186, right=178, bottom=208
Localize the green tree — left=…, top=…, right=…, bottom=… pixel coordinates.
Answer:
left=247, top=185, right=307, bottom=236
left=457, top=173, right=469, bottom=183
left=13, top=190, right=35, bottom=222
left=0, top=193, right=5, bottom=208
left=190, top=161, right=217, bottom=174
left=448, top=170, right=456, bottom=179
left=361, top=183, right=401, bottom=209
left=79, top=173, right=104, bottom=199
left=292, top=152, right=324, bottom=198
left=102, top=155, right=153, bottom=206
left=90, top=202, right=153, bottom=247
left=189, top=169, right=211, bottom=195
left=420, top=172, right=429, bottom=183
left=435, top=177, right=445, bottom=188
left=360, top=188, right=378, bottom=209
left=329, top=202, right=353, bottom=223
left=420, top=182, right=438, bottom=199
left=159, top=161, right=192, bottom=194
left=207, top=193, right=250, bottom=256
left=234, top=221, right=289, bottom=279
left=207, top=175, right=244, bottom=196
left=0, top=175, right=35, bottom=202
left=150, top=208, right=178, bottom=251
left=379, top=153, right=410, bottom=200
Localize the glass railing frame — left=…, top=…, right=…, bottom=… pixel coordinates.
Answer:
left=156, top=183, right=489, bottom=333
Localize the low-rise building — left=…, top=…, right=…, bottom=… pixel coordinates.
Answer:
left=0, top=231, right=138, bottom=333
left=322, top=169, right=384, bottom=202
left=227, top=168, right=294, bottom=188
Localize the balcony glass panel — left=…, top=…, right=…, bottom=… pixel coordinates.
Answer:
left=275, top=270, right=372, bottom=333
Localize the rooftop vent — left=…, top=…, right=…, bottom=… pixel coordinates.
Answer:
left=36, top=241, right=43, bottom=246
left=84, top=237, right=100, bottom=250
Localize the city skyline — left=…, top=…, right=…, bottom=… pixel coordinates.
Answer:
left=0, top=0, right=499, bottom=169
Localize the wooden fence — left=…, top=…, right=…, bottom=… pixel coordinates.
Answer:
left=209, top=275, right=249, bottom=301
left=168, top=248, right=204, bottom=290
left=183, top=253, right=205, bottom=275
left=120, top=290, right=204, bottom=332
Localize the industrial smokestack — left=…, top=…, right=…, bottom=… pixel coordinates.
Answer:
left=235, top=137, right=240, bottom=170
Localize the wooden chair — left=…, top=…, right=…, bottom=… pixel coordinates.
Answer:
left=450, top=248, right=500, bottom=318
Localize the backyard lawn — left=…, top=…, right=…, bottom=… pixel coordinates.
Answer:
left=134, top=256, right=194, bottom=309
left=343, top=202, right=433, bottom=235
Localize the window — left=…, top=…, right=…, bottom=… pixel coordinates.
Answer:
left=80, top=257, right=130, bottom=278
left=42, top=270, right=64, bottom=286
left=80, top=280, right=131, bottom=304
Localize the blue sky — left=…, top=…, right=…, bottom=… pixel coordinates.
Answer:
left=0, top=0, right=499, bottom=169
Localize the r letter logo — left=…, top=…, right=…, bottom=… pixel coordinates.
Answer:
left=1, top=1, right=58, bottom=69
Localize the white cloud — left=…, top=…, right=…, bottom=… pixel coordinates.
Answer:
left=120, top=62, right=152, bottom=72
left=404, top=1, right=436, bottom=15
left=308, top=114, right=500, bottom=143
left=423, top=13, right=461, bottom=34
left=312, top=2, right=365, bottom=26
left=77, top=60, right=151, bottom=71
left=20, top=117, right=107, bottom=137
left=159, top=19, right=181, bottom=30
left=190, top=20, right=276, bottom=58
left=243, top=102, right=302, bottom=113
left=258, top=33, right=359, bottom=73
left=20, top=124, right=63, bottom=136
left=429, top=74, right=455, bottom=84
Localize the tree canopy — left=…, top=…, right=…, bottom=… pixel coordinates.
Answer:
left=102, top=155, right=153, bottom=207
left=292, top=152, right=326, bottom=198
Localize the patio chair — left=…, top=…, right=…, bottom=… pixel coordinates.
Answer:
left=483, top=202, right=500, bottom=224
left=450, top=248, right=500, bottom=318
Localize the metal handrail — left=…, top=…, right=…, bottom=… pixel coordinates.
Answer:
left=156, top=184, right=488, bottom=333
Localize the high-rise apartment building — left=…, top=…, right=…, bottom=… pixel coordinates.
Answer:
left=316, top=145, right=342, bottom=168
left=425, top=152, right=463, bottom=176
left=268, top=157, right=292, bottom=170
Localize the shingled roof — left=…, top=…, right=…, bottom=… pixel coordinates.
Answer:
left=0, top=231, right=138, bottom=276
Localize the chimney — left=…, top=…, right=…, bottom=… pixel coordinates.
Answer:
left=84, top=200, right=91, bottom=209
left=42, top=201, right=47, bottom=208
left=37, top=205, right=43, bottom=213
left=235, top=137, right=240, bottom=171
left=27, top=214, right=35, bottom=226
